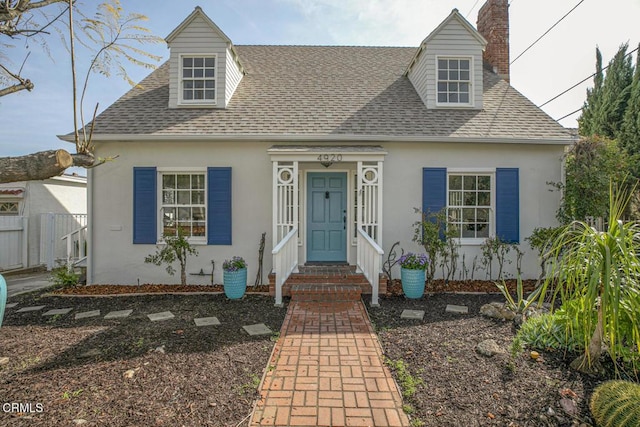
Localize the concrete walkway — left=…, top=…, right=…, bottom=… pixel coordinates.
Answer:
left=251, top=301, right=409, bottom=427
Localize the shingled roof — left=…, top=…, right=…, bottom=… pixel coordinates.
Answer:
left=82, top=45, right=572, bottom=142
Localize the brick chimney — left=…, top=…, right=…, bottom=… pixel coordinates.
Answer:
left=477, top=0, right=510, bottom=82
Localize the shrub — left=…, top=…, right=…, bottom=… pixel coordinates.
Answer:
left=590, top=380, right=640, bottom=427
left=515, top=309, right=587, bottom=354
left=144, top=228, right=198, bottom=286
left=49, top=267, right=80, bottom=289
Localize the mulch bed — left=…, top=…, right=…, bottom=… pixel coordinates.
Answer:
left=0, top=290, right=286, bottom=427
left=367, top=293, right=603, bottom=426
left=2, top=280, right=607, bottom=426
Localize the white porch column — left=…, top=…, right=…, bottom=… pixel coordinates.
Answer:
left=272, top=161, right=299, bottom=245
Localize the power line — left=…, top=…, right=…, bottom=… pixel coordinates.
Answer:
left=557, top=107, right=583, bottom=122
left=511, top=0, right=585, bottom=65
left=540, top=45, right=640, bottom=108
left=466, top=0, right=481, bottom=18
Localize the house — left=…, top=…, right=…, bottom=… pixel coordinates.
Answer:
left=0, top=174, right=87, bottom=271
left=61, top=0, right=573, bottom=305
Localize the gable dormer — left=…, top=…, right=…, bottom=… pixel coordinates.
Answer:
left=166, top=7, right=244, bottom=109
left=406, top=9, right=487, bottom=110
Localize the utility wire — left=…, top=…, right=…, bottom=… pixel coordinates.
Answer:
left=540, top=45, right=639, bottom=108
left=511, top=0, right=585, bottom=65
left=557, top=107, right=583, bottom=122
left=466, top=0, right=481, bottom=18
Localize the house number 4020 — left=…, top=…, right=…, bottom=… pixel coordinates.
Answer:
left=317, top=154, right=343, bottom=162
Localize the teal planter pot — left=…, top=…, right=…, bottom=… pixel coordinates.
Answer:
left=223, top=268, right=247, bottom=299
left=401, top=268, right=426, bottom=299
left=0, top=274, right=6, bottom=328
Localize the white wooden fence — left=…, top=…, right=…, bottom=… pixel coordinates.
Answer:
left=39, top=213, right=88, bottom=270
left=0, top=216, right=28, bottom=271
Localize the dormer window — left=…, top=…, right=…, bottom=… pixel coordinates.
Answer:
left=437, top=57, right=471, bottom=105
left=180, top=55, right=216, bottom=104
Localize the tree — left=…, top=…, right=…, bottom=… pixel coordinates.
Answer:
left=619, top=43, right=640, bottom=175
left=0, top=0, right=161, bottom=184
left=555, top=136, right=630, bottom=224
left=578, top=47, right=603, bottom=138
left=579, top=44, right=635, bottom=140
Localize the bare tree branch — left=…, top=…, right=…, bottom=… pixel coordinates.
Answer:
left=0, top=62, right=33, bottom=96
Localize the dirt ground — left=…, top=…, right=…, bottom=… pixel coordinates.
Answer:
left=1, top=283, right=609, bottom=426
left=367, top=293, right=602, bottom=427
left=0, top=290, right=287, bottom=427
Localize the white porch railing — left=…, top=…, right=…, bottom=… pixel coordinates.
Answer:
left=40, top=213, right=88, bottom=270
left=272, top=226, right=298, bottom=306
left=62, top=225, right=88, bottom=271
left=357, top=228, right=383, bottom=306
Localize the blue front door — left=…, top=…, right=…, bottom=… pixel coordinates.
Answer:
left=307, top=172, right=347, bottom=262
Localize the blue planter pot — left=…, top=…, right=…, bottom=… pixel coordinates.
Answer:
left=223, top=268, right=247, bottom=299
left=0, top=274, right=6, bottom=328
left=401, top=268, right=426, bottom=299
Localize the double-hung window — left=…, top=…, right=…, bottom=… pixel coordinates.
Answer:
left=181, top=56, right=216, bottom=103
left=437, top=57, right=471, bottom=105
left=447, top=173, right=492, bottom=240
left=161, top=172, right=206, bottom=241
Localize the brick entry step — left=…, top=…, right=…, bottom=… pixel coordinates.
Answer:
left=290, top=284, right=362, bottom=302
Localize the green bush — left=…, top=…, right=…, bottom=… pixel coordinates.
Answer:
left=49, top=267, right=80, bottom=289
left=590, top=380, right=640, bottom=427
left=515, top=309, right=587, bottom=353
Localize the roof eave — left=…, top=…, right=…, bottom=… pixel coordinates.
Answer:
left=58, top=133, right=574, bottom=146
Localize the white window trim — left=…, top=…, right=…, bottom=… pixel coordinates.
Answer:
left=447, top=169, right=495, bottom=245
left=435, top=55, right=474, bottom=108
left=156, top=168, right=208, bottom=245
left=178, top=54, right=217, bottom=106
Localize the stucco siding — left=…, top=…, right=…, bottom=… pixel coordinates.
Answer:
left=380, top=142, right=564, bottom=280
left=409, top=18, right=484, bottom=109
left=89, top=141, right=272, bottom=285
left=167, top=15, right=229, bottom=108
left=89, top=141, right=563, bottom=286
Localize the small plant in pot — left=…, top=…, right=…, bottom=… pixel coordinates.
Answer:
left=223, top=256, right=248, bottom=299
left=399, top=252, right=428, bottom=299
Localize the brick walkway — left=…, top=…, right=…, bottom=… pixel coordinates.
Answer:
left=251, top=301, right=409, bottom=426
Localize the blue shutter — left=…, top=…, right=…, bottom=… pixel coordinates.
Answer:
left=496, top=168, right=519, bottom=244
left=422, top=168, right=447, bottom=238
left=422, top=168, right=447, bottom=216
left=133, top=167, right=157, bottom=244
left=208, top=167, right=232, bottom=245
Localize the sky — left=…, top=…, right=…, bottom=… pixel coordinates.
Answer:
left=1, top=0, right=639, bottom=171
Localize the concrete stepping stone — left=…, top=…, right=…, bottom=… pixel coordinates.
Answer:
left=43, top=308, right=73, bottom=316
left=75, top=310, right=101, bottom=320
left=243, top=323, right=272, bottom=336
left=194, top=316, right=220, bottom=327
left=446, top=304, right=469, bottom=314
left=104, top=309, right=133, bottom=319
left=147, top=311, right=175, bottom=322
left=16, top=305, right=45, bottom=313
left=5, top=303, right=18, bottom=308
left=400, top=309, right=425, bottom=320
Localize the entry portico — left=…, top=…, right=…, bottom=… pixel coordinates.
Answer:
left=268, top=146, right=386, bottom=306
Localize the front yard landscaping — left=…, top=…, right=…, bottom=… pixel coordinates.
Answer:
left=0, top=290, right=286, bottom=427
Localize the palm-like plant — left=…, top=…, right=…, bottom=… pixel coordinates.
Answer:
left=542, top=181, right=640, bottom=375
